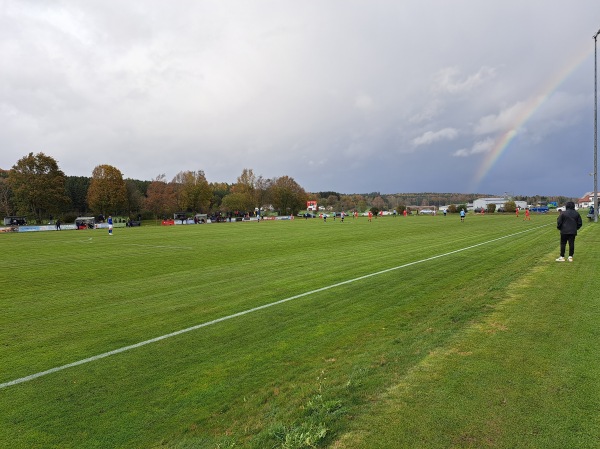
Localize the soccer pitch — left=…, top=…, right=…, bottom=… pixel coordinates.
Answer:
left=1, top=214, right=598, bottom=448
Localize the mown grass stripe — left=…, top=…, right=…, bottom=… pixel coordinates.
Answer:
left=0, top=223, right=549, bottom=390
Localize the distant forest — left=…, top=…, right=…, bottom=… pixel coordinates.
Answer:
left=1, top=152, right=576, bottom=224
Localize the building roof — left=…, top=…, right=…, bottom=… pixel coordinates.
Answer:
left=578, top=192, right=600, bottom=202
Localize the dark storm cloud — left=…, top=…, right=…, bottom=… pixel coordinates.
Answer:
left=1, top=0, right=599, bottom=196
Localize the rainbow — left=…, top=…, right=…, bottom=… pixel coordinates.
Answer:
left=473, top=44, right=593, bottom=189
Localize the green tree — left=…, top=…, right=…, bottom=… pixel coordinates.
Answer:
left=357, top=197, right=368, bottom=213
left=255, top=176, right=271, bottom=212
left=269, top=176, right=307, bottom=216
left=125, top=179, right=144, bottom=217
left=0, top=171, right=14, bottom=218
left=65, top=176, right=91, bottom=215
left=8, top=152, right=69, bottom=223
left=221, top=192, right=249, bottom=214
left=86, top=164, right=127, bottom=216
left=209, top=182, right=231, bottom=212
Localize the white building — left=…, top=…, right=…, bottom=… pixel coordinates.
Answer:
left=472, top=197, right=527, bottom=211
left=472, top=198, right=504, bottom=211
left=577, top=192, right=600, bottom=209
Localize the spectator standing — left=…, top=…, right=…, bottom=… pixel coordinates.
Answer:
left=556, top=202, right=582, bottom=262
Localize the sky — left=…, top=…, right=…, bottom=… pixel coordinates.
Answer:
left=1, top=1, right=600, bottom=197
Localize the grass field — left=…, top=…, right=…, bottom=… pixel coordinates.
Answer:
left=1, top=213, right=599, bottom=448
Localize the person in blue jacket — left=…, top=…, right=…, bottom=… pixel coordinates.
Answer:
left=108, top=215, right=113, bottom=235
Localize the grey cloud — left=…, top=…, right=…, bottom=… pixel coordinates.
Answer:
left=1, top=0, right=599, bottom=197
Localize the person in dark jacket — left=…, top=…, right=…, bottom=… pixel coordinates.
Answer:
left=556, top=201, right=582, bottom=262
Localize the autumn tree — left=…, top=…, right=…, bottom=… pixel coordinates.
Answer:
left=269, top=175, right=307, bottom=216
left=221, top=168, right=258, bottom=213
left=86, top=164, right=127, bottom=217
left=372, top=196, right=386, bottom=211
left=171, top=170, right=212, bottom=213
left=386, top=195, right=400, bottom=210
left=144, top=174, right=177, bottom=219
left=8, top=152, right=69, bottom=223
left=340, top=194, right=356, bottom=212
left=326, top=194, right=339, bottom=209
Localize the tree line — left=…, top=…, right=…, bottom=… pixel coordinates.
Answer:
left=0, top=152, right=575, bottom=224
left=0, top=153, right=308, bottom=223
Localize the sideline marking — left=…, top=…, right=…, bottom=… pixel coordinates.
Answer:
left=119, top=243, right=194, bottom=250
left=0, top=224, right=551, bottom=390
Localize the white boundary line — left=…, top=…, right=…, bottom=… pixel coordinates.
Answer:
left=119, top=243, right=194, bottom=250
left=1, top=224, right=550, bottom=390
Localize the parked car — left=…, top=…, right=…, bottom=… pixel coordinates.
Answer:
left=529, top=207, right=549, bottom=213
left=556, top=205, right=579, bottom=212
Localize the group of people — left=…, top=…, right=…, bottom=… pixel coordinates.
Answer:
left=456, top=203, right=583, bottom=262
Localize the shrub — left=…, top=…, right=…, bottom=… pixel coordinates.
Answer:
left=503, top=201, right=517, bottom=213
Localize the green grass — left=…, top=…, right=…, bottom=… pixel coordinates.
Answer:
left=0, top=213, right=598, bottom=448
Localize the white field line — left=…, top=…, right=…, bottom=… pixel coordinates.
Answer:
left=0, top=224, right=551, bottom=390
left=65, top=240, right=194, bottom=250
left=118, top=243, right=194, bottom=250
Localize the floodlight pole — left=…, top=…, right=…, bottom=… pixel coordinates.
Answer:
left=595, top=29, right=600, bottom=222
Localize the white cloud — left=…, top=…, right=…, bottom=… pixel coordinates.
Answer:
left=432, top=66, right=496, bottom=94
left=452, top=137, right=495, bottom=157
left=409, top=100, right=443, bottom=124
left=412, top=128, right=458, bottom=146
left=474, top=101, right=531, bottom=135
left=471, top=137, right=495, bottom=154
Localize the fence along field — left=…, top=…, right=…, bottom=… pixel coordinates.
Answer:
left=1, top=213, right=597, bottom=448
